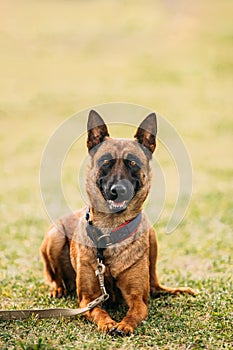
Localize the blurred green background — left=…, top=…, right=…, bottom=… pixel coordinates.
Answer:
left=0, top=0, right=232, bottom=348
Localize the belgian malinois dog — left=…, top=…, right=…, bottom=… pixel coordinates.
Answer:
left=41, top=110, right=195, bottom=336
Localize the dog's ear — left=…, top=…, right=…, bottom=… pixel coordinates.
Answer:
left=134, top=113, right=157, bottom=155
left=87, top=110, right=110, bottom=153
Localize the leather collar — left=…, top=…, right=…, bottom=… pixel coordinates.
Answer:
left=86, top=208, right=142, bottom=249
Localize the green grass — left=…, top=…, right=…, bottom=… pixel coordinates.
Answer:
left=0, top=0, right=232, bottom=349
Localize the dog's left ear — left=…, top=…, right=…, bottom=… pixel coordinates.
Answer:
left=134, top=113, right=157, bottom=154
left=87, top=110, right=110, bottom=153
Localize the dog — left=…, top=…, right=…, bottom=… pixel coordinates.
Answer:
left=41, top=110, right=195, bottom=336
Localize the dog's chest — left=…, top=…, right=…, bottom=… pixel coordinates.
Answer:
left=103, top=231, right=150, bottom=278
left=103, top=266, right=123, bottom=304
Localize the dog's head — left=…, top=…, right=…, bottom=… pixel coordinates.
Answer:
left=86, top=110, right=157, bottom=216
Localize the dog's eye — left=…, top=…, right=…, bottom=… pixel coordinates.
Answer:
left=130, top=160, right=137, bottom=167
left=103, top=159, right=110, bottom=166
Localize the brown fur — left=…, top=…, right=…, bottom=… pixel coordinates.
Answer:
left=41, top=110, right=195, bottom=335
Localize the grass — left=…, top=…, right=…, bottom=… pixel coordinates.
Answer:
left=1, top=278, right=232, bottom=349
left=0, top=0, right=232, bottom=349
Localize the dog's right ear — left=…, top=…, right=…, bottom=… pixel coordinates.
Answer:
left=87, top=110, right=110, bottom=153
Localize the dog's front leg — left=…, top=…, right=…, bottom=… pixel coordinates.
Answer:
left=77, top=262, right=117, bottom=333
left=80, top=296, right=117, bottom=333
left=110, top=257, right=149, bottom=336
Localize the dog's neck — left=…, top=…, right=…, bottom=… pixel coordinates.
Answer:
left=85, top=206, right=142, bottom=255
left=88, top=206, right=142, bottom=230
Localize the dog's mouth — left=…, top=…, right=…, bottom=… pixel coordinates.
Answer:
left=98, top=179, right=135, bottom=213
left=107, top=199, right=128, bottom=212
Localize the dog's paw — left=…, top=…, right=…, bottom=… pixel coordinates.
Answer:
left=49, top=286, right=67, bottom=298
left=98, top=320, right=117, bottom=334
left=109, top=323, right=133, bottom=337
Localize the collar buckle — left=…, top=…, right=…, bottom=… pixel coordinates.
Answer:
left=97, top=234, right=112, bottom=247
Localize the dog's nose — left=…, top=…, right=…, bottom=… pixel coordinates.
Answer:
left=110, top=184, right=128, bottom=199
